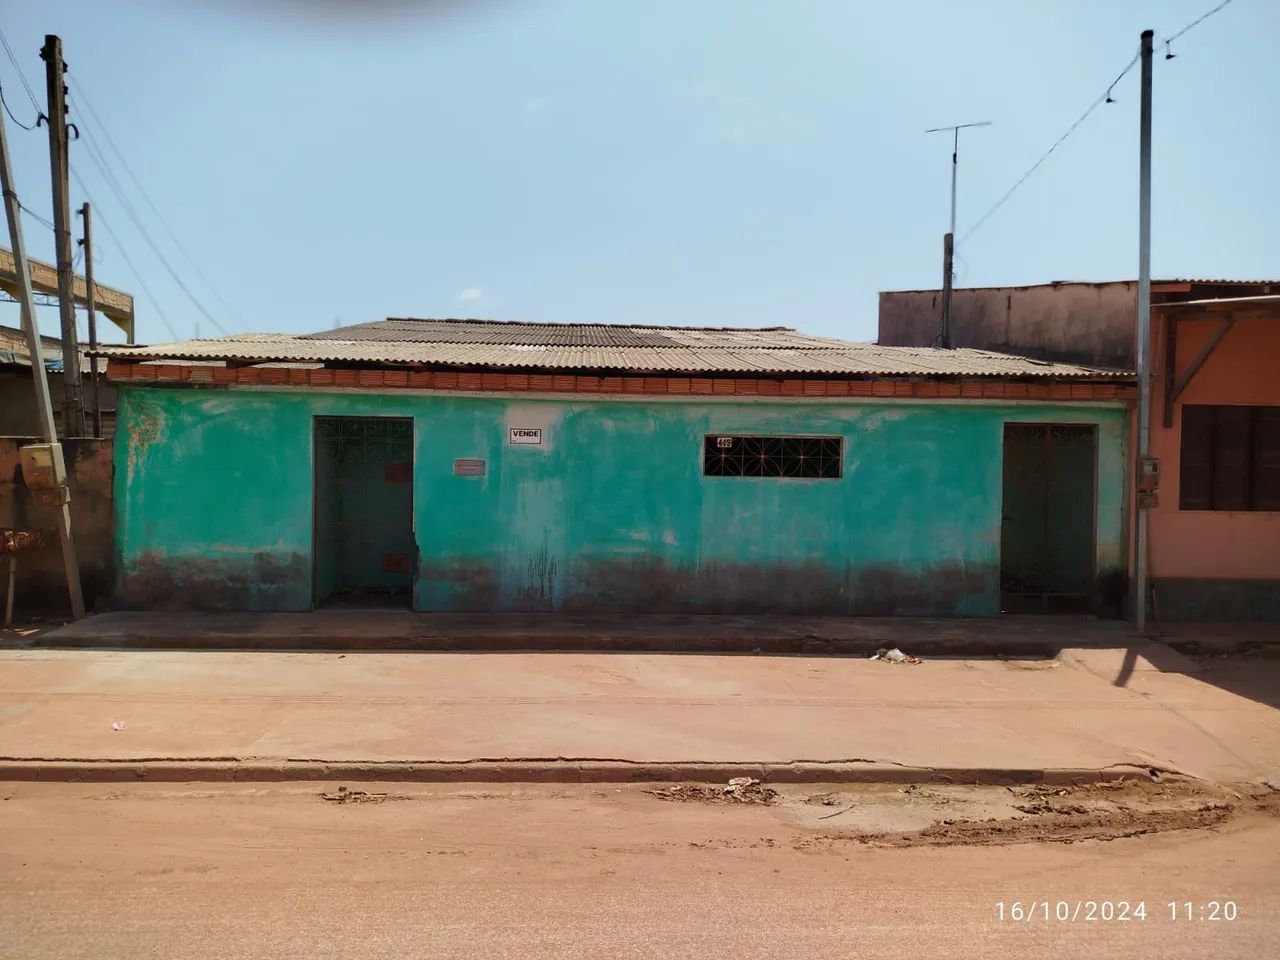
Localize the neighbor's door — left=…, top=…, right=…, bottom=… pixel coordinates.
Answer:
left=1000, top=423, right=1097, bottom=613
left=313, top=416, right=415, bottom=607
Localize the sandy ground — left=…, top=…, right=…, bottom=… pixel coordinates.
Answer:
left=1, top=780, right=1276, bottom=959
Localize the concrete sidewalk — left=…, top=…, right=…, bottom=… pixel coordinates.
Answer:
left=29, top=610, right=1280, bottom=655
left=1, top=644, right=1277, bottom=785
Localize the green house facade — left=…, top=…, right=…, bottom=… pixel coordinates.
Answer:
left=103, top=320, right=1134, bottom=617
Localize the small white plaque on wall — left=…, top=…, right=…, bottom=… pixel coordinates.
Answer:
left=509, top=428, right=543, bottom=445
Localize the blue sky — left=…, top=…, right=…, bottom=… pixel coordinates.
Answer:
left=1, top=0, right=1275, bottom=345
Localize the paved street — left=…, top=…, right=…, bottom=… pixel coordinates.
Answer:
left=1, top=781, right=1276, bottom=959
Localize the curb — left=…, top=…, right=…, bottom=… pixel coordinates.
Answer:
left=0, top=759, right=1161, bottom=786
left=27, top=632, right=1279, bottom=658
left=30, top=634, right=1109, bottom=657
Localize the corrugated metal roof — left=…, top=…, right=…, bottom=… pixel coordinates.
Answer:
left=305, top=318, right=851, bottom=349
left=1158, top=278, right=1280, bottom=285
left=95, top=322, right=1132, bottom=379
left=1, top=323, right=103, bottom=371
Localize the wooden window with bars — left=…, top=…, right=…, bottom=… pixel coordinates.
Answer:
left=1179, top=405, right=1280, bottom=511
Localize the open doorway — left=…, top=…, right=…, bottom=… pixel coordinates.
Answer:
left=313, top=416, right=415, bottom=608
left=1000, top=423, right=1097, bottom=613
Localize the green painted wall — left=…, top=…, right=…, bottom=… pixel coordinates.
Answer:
left=114, top=386, right=1128, bottom=615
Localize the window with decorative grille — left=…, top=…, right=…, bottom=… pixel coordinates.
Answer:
left=703, top=435, right=843, bottom=479
left=1179, top=405, right=1280, bottom=511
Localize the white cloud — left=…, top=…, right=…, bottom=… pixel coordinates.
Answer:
left=456, top=286, right=484, bottom=303
left=523, top=97, right=549, bottom=113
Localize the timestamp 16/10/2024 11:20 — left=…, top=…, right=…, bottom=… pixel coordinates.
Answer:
left=994, top=901, right=1239, bottom=922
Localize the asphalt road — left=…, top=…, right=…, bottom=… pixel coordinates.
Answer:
left=0, top=782, right=1275, bottom=959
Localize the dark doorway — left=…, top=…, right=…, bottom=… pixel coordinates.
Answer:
left=314, top=417, right=415, bottom=607
left=1000, top=423, right=1097, bottom=613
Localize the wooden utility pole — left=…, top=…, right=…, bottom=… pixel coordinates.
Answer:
left=0, top=87, right=86, bottom=618
left=79, top=202, right=101, bottom=438
left=40, top=34, right=85, bottom=438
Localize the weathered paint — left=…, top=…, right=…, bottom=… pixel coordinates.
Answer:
left=879, top=282, right=1139, bottom=368
left=1, top=436, right=114, bottom=611
left=113, top=386, right=1128, bottom=615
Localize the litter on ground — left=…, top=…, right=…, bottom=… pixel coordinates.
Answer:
left=647, top=778, right=779, bottom=805
left=871, top=647, right=923, bottom=665
left=321, top=785, right=390, bottom=804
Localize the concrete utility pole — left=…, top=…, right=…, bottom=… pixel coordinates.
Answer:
left=1133, top=29, right=1154, bottom=633
left=78, top=202, right=101, bottom=438
left=0, top=90, right=86, bottom=618
left=40, top=34, right=85, bottom=438
left=925, top=121, right=991, bottom=348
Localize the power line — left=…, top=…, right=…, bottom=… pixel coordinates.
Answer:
left=1163, top=0, right=1233, bottom=48
left=2, top=187, right=55, bottom=231
left=960, top=0, right=1237, bottom=246
left=70, top=165, right=180, bottom=341
left=0, top=25, right=41, bottom=111
left=960, top=49, right=1140, bottom=245
left=1, top=28, right=184, bottom=343
left=1, top=82, right=36, bottom=130
left=66, top=76, right=242, bottom=326
left=73, top=121, right=228, bottom=336
left=18, top=199, right=55, bottom=232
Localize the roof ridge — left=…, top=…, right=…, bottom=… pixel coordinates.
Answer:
left=382, top=317, right=797, bottom=333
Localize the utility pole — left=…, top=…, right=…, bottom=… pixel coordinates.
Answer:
left=1133, top=29, right=1154, bottom=634
left=0, top=89, right=86, bottom=618
left=40, top=34, right=85, bottom=438
left=78, top=202, right=101, bottom=438
left=925, top=120, right=991, bottom=347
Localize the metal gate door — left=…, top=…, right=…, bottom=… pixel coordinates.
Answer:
left=1000, top=423, right=1097, bottom=613
left=313, top=416, right=414, bottom=607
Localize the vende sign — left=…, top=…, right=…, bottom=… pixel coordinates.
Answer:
left=509, top=428, right=543, bottom=445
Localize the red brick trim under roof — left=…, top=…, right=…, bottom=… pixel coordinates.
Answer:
left=106, top=361, right=1134, bottom=402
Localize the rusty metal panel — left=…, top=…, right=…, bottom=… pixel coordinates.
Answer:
left=381, top=554, right=411, bottom=573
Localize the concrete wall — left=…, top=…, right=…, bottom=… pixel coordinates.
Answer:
left=0, top=369, right=117, bottom=437
left=0, top=436, right=115, bottom=614
left=113, top=385, right=1129, bottom=616
left=879, top=283, right=1136, bottom=368
left=1149, top=314, right=1280, bottom=619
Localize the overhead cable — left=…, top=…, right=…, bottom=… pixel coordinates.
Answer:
left=960, top=50, right=1139, bottom=245
left=960, top=0, right=1236, bottom=245
left=1, top=82, right=36, bottom=130
left=0, top=26, right=40, bottom=111
left=74, top=123, right=229, bottom=336
left=70, top=165, right=180, bottom=341
left=67, top=76, right=242, bottom=327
